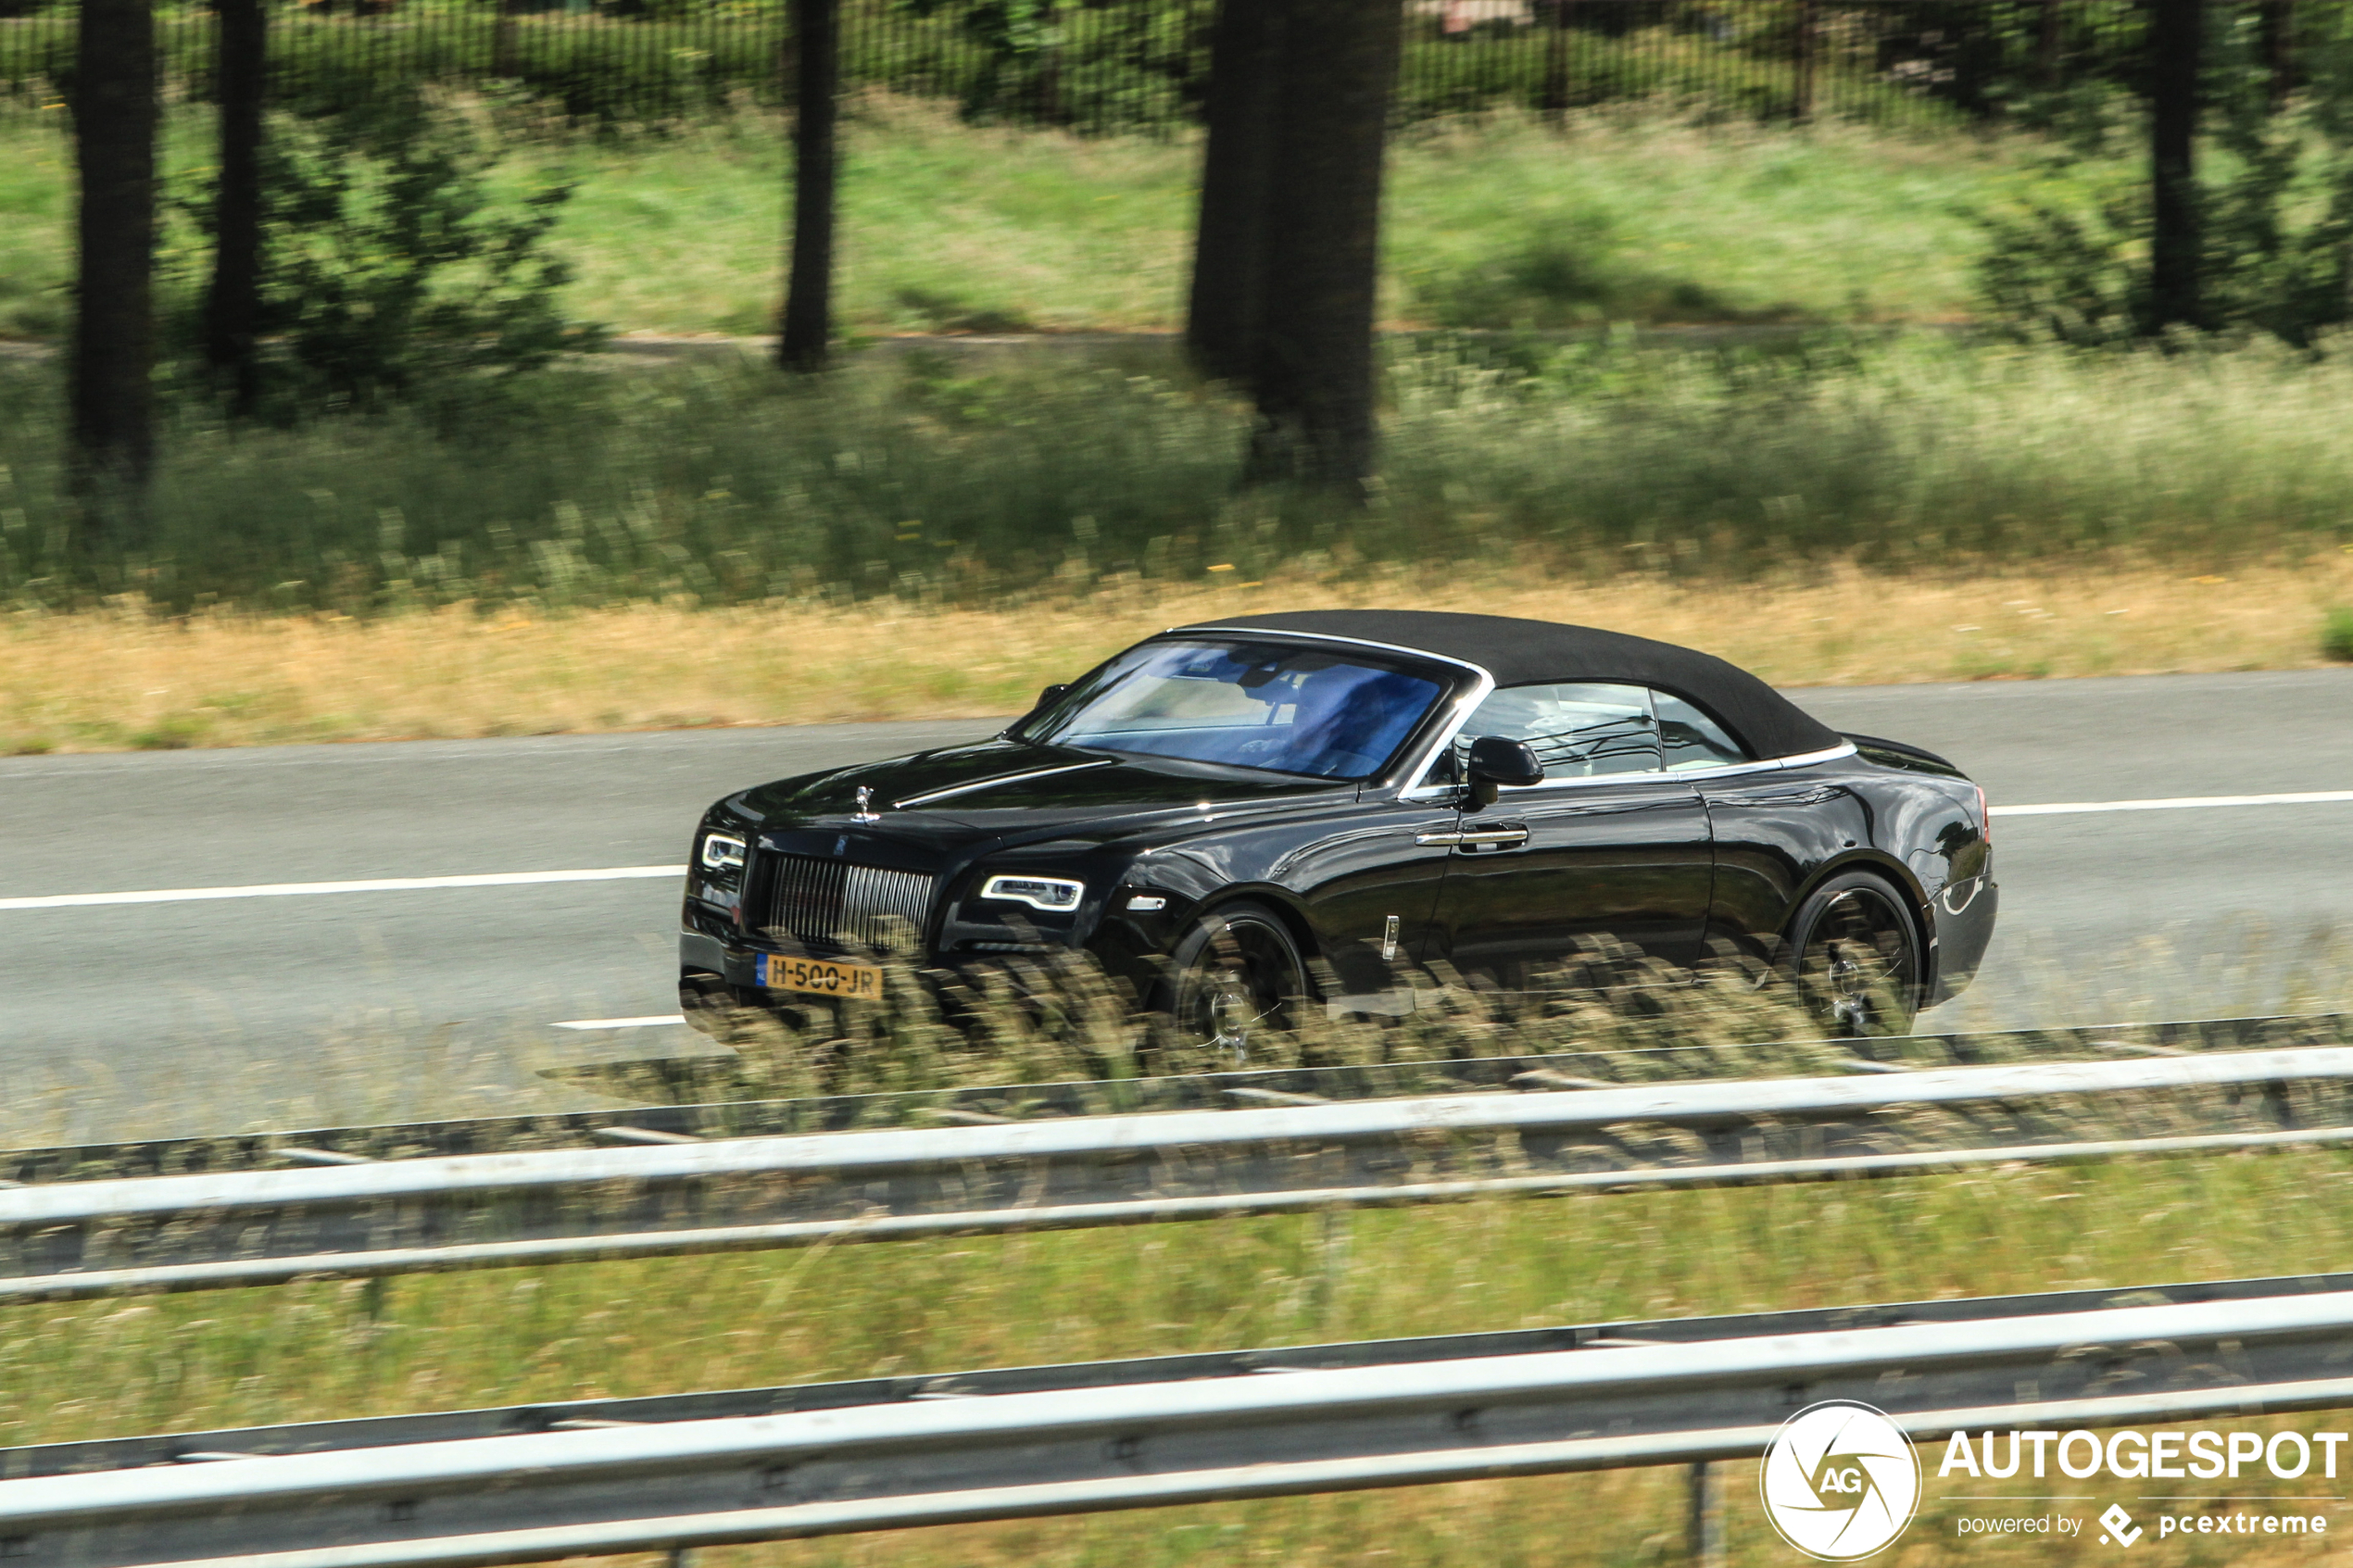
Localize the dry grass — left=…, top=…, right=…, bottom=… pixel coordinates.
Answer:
left=6, top=558, right=2350, bottom=755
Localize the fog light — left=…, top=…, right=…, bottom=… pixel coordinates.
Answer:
left=979, top=874, right=1085, bottom=911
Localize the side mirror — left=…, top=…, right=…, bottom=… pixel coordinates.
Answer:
left=1465, top=734, right=1543, bottom=807
left=1032, top=684, right=1071, bottom=714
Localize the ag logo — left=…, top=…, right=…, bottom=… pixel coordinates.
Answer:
left=1759, top=1400, right=1922, bottom=1561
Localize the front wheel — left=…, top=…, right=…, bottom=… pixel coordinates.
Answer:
left=1165, top=901, right=1311, bottom=1063
left=1788, top=872, right=1923, bottom=1038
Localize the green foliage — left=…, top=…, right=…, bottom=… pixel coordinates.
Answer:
left=2324, top=605, right=2353, bottom=660
left=1973, top=108, right=2353, bottom=348
left=2, top=333, right=2352, bottom=613
left=173, top=93, right=605, bottom=424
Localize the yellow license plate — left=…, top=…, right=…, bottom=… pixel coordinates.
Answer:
left=759, top=953, right=885, bottom=999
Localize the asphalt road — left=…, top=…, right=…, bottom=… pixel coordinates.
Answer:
left=2, top=671, right=2347, bottom=1144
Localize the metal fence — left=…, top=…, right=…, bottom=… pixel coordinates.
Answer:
left=7, top=1038, right=2353, bottom=1303
left=0, top=0, right=2300, bottom=133
left=11, top=1269, right=2353, bottom=1563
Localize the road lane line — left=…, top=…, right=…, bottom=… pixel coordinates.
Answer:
left=6, top=787, right=2350, bottom=912
left=1992, top=790, right=2353, bottom=819
left=0, top=866, right=686, bottom=911
left=552, top=1016, right=688, bottom=1031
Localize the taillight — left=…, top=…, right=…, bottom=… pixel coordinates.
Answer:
left=1976, top=784, right=1990, bottom=844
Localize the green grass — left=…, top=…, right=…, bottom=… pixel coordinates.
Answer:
left=0, top=102, right=2105, bottom=340
left=11, top=1149, right=2353, bottom=1566
left=5, top=329, right=2352, bottom=614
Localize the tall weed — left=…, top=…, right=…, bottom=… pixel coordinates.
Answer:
left=4, top=334, right=2352, bottom=610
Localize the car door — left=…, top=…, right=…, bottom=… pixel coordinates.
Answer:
left=1285, top=797, right=1466, bottom=1005
left=1424, top=684, right=1716, bottom=986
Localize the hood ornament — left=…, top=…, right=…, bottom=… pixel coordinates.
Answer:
left=853, top=785, right=881, bottom=823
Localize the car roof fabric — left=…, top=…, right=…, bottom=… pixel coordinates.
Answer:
left=1169, top=609, right=1842, bottom=762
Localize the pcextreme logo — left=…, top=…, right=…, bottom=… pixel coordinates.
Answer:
left=1760, top=1400, right=1925, bottom=1562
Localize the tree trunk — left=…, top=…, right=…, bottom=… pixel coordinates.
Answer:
left=2261, top=0, right=2294, bottom=111
left=1540, top=0, right=1573, bottom=122
left=778, top=0, right=838, bottom=373
left=1185, top=0, right=1285, bottom=384
left=1790, top=0, right=1816, bottom=123
left=206, top=0, right=266, bottom=414
left=2147, top=0, right=2200, bottom=332
left=1245, top=0, right=1402, bottom=493
left=492, top=0, right=522, bottom=78
left=70, top=0, right=158, bottom=524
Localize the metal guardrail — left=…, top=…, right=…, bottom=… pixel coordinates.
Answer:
left=7, top=1043, right=2353, bottom=1303
left=6, top=1010, right=2339, bottom=1185
left=13, top=1271, right=2353, bottom=1566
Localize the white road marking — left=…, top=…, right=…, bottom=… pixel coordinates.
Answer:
left=5, top=786, right=2350, bottom=913
left=552, top=1015, right=688, bottom=1031
left=1992, top=789, right=2353, bottom=819
left=0, top=866, right=686, bottom=911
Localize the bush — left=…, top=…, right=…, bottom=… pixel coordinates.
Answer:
left=4, top=333, right=2352, bottom=614
left=171, top=91, right=605, bottom=426
left=1972, top=107, right=2353, bottom=349
left=2325, top=605, right=2353, bottom=661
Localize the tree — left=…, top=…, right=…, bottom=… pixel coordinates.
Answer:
left=1184, top=0, right=1285, bottom=384
left=206, top=0, right=267, bottom=413
left=2147, top=0, right=2202, bottom=330
left=778, top=0, right=839, bottom=373
left=1245, top=0, right=1403, bottom=492
left=69, top=0, right=159, bottom=522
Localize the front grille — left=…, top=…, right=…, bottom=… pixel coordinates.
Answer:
left=764, top=854, right=934, bottom=953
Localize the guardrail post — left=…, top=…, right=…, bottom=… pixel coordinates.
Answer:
left=1687, top=1460, right=1725, bottom=1568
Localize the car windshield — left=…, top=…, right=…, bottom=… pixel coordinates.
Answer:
left=1026, top=640, right=1449, bottom=781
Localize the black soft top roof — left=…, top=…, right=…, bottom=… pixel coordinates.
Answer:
left=1170, top=609, right=1841, bottom=762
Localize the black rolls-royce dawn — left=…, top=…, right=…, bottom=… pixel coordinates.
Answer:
left=679, top=610, right=1997, bottom=1044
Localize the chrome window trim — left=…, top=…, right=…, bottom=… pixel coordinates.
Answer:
left=1768, top=742, right=1859, bottom=771
left=1390, top=667, right=1498, bottom=797
left=1152, top=624, right=1496, bottom=792
left=1160, top=624, right=1491, bottom=679
left=1150, top=630, right=1860, bottom=800
left=1400, top=741, right=1858, bottom=801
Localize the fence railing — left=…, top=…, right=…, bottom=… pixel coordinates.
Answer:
left=6, top=1038, right=2353, bottom=1303
left=10, top=1269, right=2353, bottom=1563
left=0, top=1009, right=2331, bottom=1185
left=0, top=0, right=2286, bottom=133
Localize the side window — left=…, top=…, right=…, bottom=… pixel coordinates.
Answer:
left=1454, top=683, right=1661, bottom=780
left=1655, top=692, right=1749, bottom=771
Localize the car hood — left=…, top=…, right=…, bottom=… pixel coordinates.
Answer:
left=734, top=738, right=1355, bottom=845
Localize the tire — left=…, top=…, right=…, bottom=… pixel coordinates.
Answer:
left=1165, top=900, right=1312, bottom=1063
left=1786, top=871, right=1923, bottom=1038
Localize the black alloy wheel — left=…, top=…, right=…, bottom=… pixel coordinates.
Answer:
left=1788, top=871, right=1922, bottom=1038
left=1167, top=900, right=1311, bottom=1064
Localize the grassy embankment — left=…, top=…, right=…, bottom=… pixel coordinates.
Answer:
left=2, top=331, right=2350, bottom=754
left=0, top=100, right=2082, bottom=340
left=12, top=1151, right=2353, bottom=1567
left=7, top=559, right=2347, bottom=754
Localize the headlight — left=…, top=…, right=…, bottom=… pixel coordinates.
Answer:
left=979, top=873, right=1085, bottom=912
left=699, top=833, right=747, bottom=872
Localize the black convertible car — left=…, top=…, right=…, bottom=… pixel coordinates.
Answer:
left=680, top=610, right=1996, bottom=1043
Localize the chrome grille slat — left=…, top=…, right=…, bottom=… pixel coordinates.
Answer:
left=763, top=854, right=932, bottom=953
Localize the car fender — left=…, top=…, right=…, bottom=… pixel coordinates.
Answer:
left=1781, top=849, right=1938, bottom=1001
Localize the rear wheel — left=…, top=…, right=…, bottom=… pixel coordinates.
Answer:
left=1788, top=872, right=1922, bottom=1037
left=1166, top=901, right=1311, bottom=1063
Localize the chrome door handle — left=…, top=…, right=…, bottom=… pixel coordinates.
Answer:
left=1416, top=826, right=1530, bottom=847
